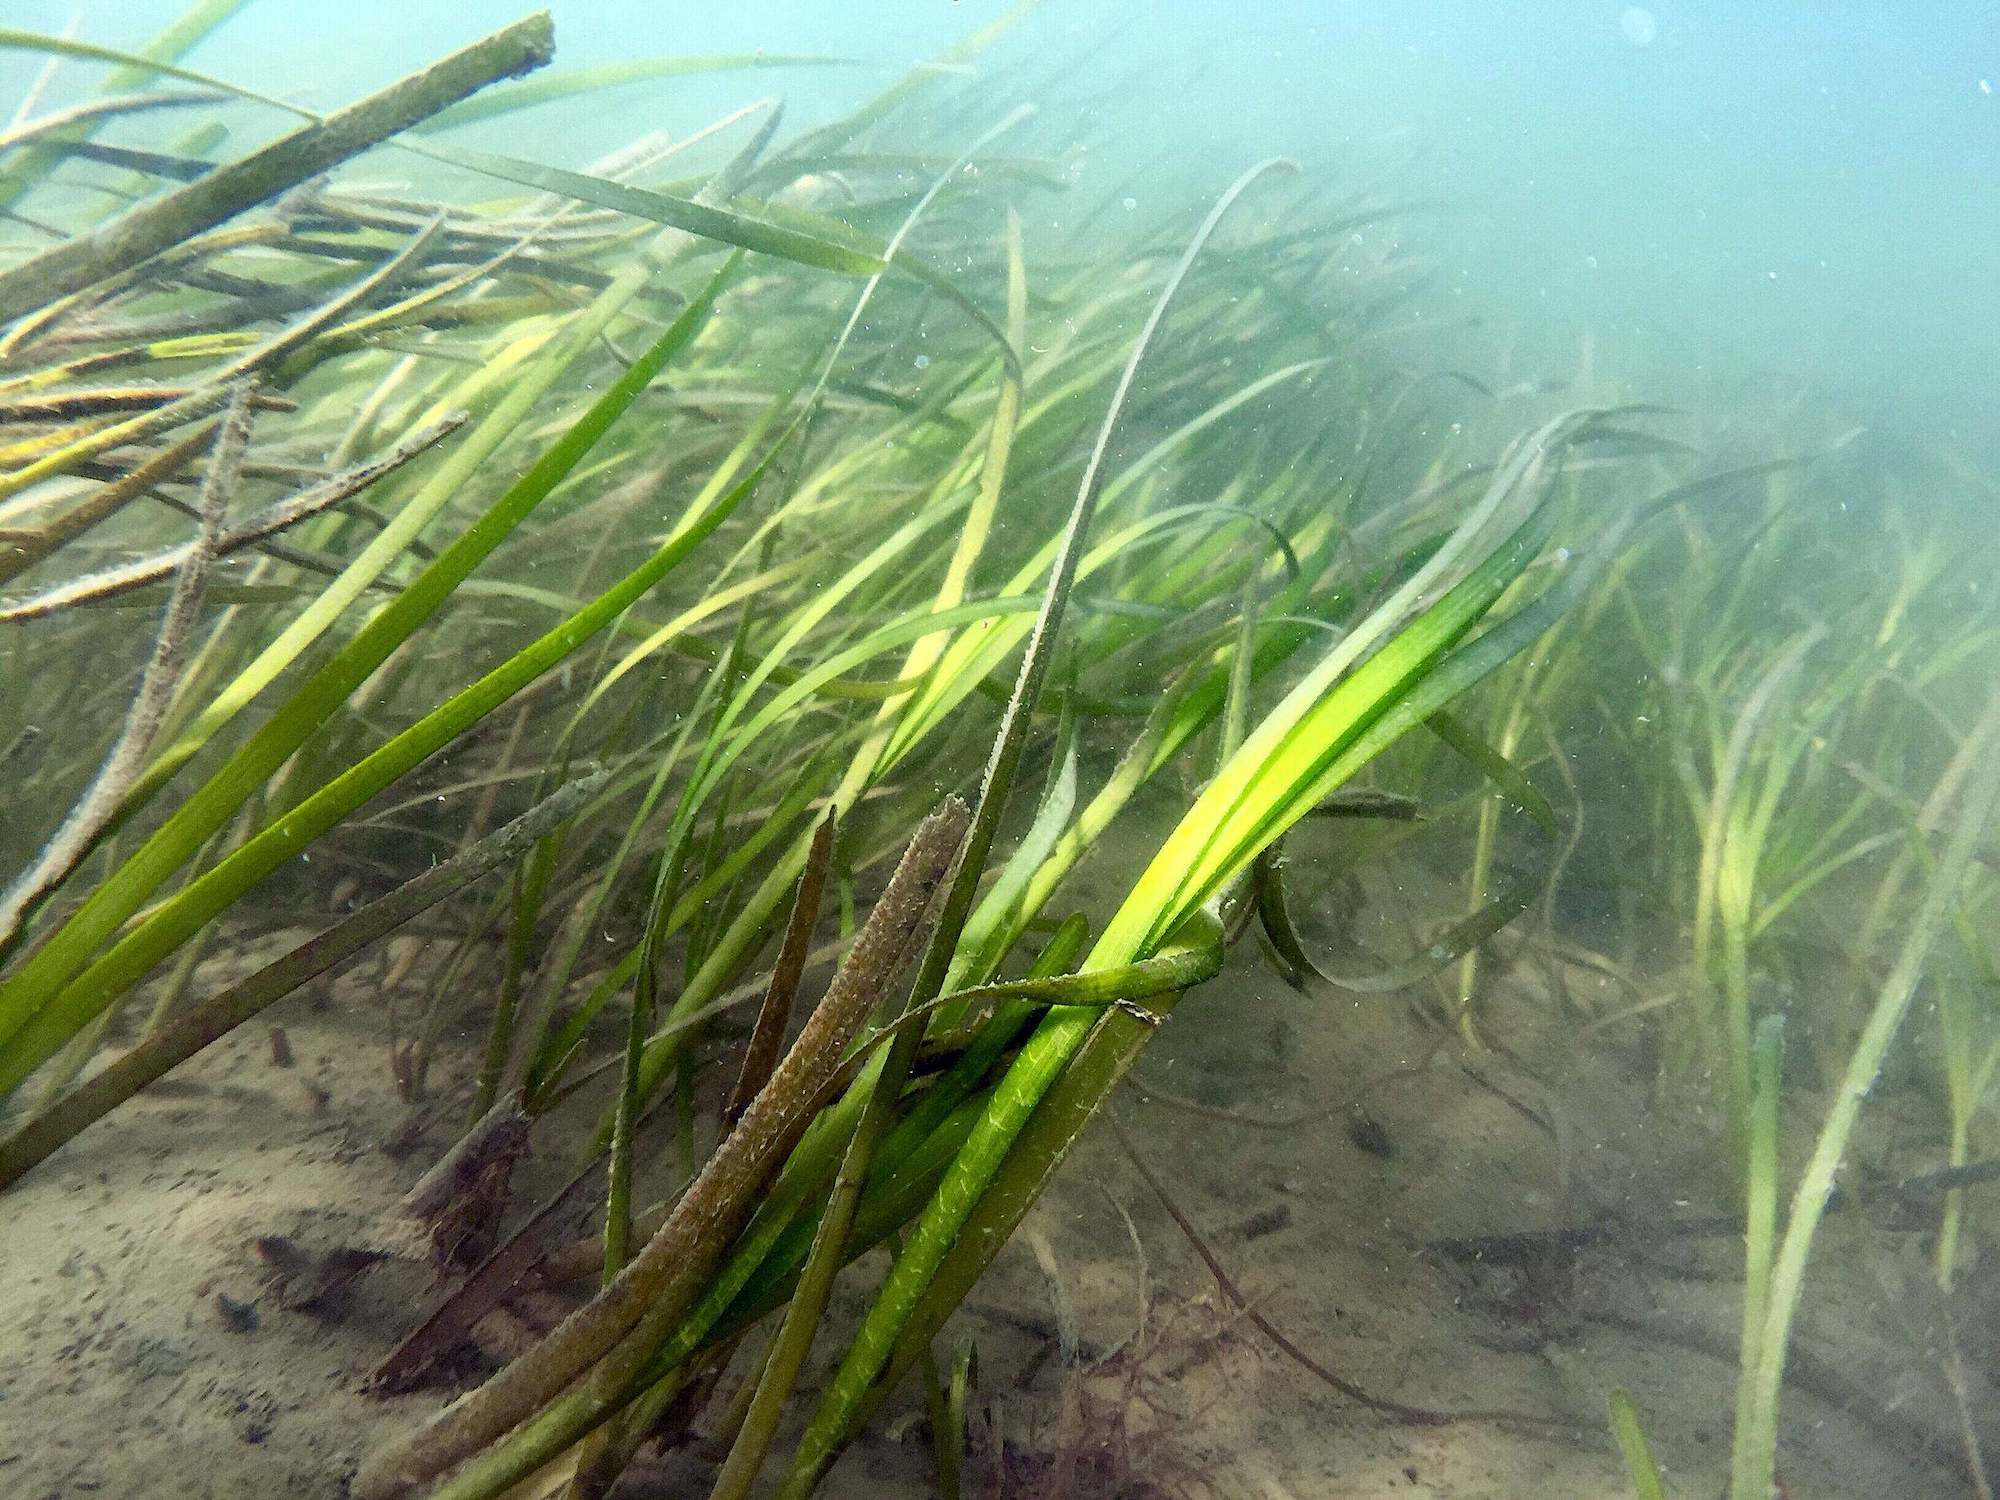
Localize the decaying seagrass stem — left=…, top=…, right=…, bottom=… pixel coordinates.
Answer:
left=352, top=797, right=969, bottom=1500
left=0, top=91, right=227, bottom=158
left=0, top=14, right=555, bottom=326
left=0, top=383, right=252, bottom=951
left=403, top=1094, right=532, bottom=1265
left=0, top=412, right=467, bottom=622
left=724, top=811, right=834, bottom=1124
left=0, top=379, right=245, bottom=507
left=0, top=423, right=215, bottom=586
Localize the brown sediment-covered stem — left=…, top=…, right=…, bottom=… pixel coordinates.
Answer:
left=0, top=384, right=252, bottom=953
left=352, top=797, right=968, bottom=1500
left=724, top=810, right=834, bottom=1124
left=0, top=13, right=555, bottom=327
left=402, top=1097, right=531, bottom=1230
left=0, top=412, right=467, bottom=622
left=0, top=422, right=214, bottom=586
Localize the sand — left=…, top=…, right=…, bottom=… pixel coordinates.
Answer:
left=1, top=879, right=1985, bottom=1499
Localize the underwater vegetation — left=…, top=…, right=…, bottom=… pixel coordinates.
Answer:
left=1, top=4, right=1997, bottom=1498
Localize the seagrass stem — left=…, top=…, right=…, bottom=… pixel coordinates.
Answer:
left=352, top=796, right=967, bottom=1500
left=0, top=14, right=553, bottom=325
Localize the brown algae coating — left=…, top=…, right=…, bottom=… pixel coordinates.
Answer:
left=0, top=13, right=556, bottom=325
left=725, top=811, right=836, bottom=1124
left=352, top=796, right=968, bottom=1500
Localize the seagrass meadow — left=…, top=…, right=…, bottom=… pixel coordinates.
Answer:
left=1, top=5, right=1997, bottom=1498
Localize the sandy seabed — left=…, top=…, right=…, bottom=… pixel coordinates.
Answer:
left=1, top=874, right=1981, bottom=1500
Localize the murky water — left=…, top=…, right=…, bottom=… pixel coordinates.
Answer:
left=2, top=5, right=1994, bottom=1498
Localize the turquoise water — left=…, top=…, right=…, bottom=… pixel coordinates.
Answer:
left=9, top=1, right=1996, bottom=454
left=2, top=6, right=1997, bottom=1497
